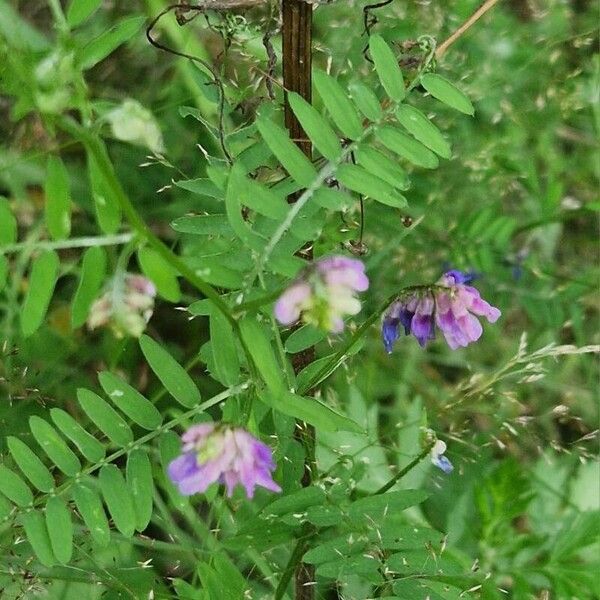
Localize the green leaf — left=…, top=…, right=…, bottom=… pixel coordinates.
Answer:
left=396, top=104, right=452, bottom=158
left=44, top=156, right=71, bottom=240
left=79, top=16, right=145, bottom=70
left=140, top=335, right=201, bottom=408
left=355, top=146, right=409, bottom=190
left=29, top=416, right=81, bottom=476
left=257, top=116, right=317, bottom=187
left=313, top=70, right=363, bottom=140
left=0, top=494, right=12, bottom=520
left=336, top=163, right=407, bottom=208
left=376, top=126, right=439, bottom=169
left=349, top=82, right=383, bottom=121
left=98, top=465, right=136, bottom=537
left=264, top=487, right=326, bottom=517
left=420, top=73, right=474, bottom=115
left=284, top=325, right=326, bottom=354
left=288, top=92, right=342, bottom=161
left=67, top=0, right=102, bottom=27
left=312, top=188, right=354, bottom=210
left=50, top=408, right=105, bottom=463
left=7, top=437, right=54, bottom=492
left=260, top=389, right=362, bottom=433
left=174, top=177, right=223, bottom=199
left=21, top=250, right=60, bottom=337
left=0, top=465, right=33, bottom=507
left=348, top=490, right=428, bottom=520
left=209, top=309, right=240, bottom=386
left=71, top=246, right=107, bottom=328
left=77, top=388, right=133, bottom=448
left=369, top=34, right=405, bottom=102
left=126, top=450, right=154, bottom=532
left=171, top=215, right=233, bottom=236
left=138, top=246, right=181, bottom=302
left=243, top=179, right=288, bottom=221
left=87, top=147, right=121, bottom=234
left=99, top=371, right=162, bottom=430
left=73, top=482, right=110, bottom=547
left=0, top=198, right=17, bottom=245
left=21, top=511, right=56, bottom=567
left=45, top=496, right=73, bottom=564
left=238, top=318, right=283, bottom=392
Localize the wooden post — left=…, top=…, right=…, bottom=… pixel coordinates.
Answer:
left=282, top=1, right=315, bottom=599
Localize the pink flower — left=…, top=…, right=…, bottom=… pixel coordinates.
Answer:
left=168, top=424, right=281, bottom=499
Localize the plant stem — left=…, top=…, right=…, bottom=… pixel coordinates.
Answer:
left=374, top=443, right=434, bottom=495
left=0, top=232, right=134, bottom=255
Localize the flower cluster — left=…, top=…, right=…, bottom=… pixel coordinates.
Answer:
left=87, top=273, right=156, bottom=338
left=168, top=424, right=281, bottom=499
left=274, top=256, right=369, bottom=333
left=382, top=270, right=500, bottom=352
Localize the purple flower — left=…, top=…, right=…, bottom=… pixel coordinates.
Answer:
left=167, top=424, right=281, bottom=499
left=431, top=440, right=453, bottom=474
left=274, top=255, right=369, bottom=333
left=382, top=269, right=500, bottom=352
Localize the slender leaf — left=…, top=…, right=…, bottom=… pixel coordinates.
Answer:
left=0, top=255, right=8, bottom=293
left=138, top=245, right=180, bottom=302
left=376, top=126, right=439, bottom=169
left=396, top=104, right=452, bottom=158
left=140, top=335, right=201, bottom=408
left=126, top=450, right=154, bottom=532
left=7, top=437, right=54, bottom=492
left=288, top=91, right=342, bottom=161
left=0, top=198, right=17, bottom=245
left=21, top=250, right=60, bottom=337
left=21, top=511, right=56, bottom=567
left=67, top=0, right=103, bottom=27
left=313, top=70, right=363, bottom=140
left=355, top=146, right=409, bottom=190
left=98, top=465, right=136, bottom=537
left=29, top=416, right=81, bottom=476
left=312, top=188, right=354, bottom=210
left=73, top=481, right=110, bottom=547
left=44, top=156, right=71, bottom=240
left=349, top=81, right=383, bottom=121
left=87, top=150, right=121, bottom=234
left=71, top=246, right=107, bottom=328
left=243, top=179, right=288, bottom=220
left=348, top=490, right=429, bottom=520
left=421, top=73, right=475, bottom=115
left=369, top=34, right=405, bottom=102
left=171, top=215, right=233, bottom=236
left=77, top=388, right=133, bottom=447
left=284, top=325, right=326, bottom=354
left=210, top=309, right=240, bottom=386
left=0, top=465, right=33, bottom=507
left=50, top=408, right=105, bottom=463
left=45, top=496, right=73, bottom=564
left=337, top=163, right=407, bottom=208
left=99, top=371, right=162, bottom=430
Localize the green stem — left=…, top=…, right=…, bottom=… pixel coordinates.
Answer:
left=274, top=524, right=315, bottom=600
left=374, top=443, right=434, bottom=496
left=0, top=232, right=134, bottom=255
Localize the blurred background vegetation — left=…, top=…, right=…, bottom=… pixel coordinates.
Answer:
left=0, top=0, right=598, bottom=598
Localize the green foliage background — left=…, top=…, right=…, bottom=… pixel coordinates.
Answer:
left=0, top=0, right=598, bottom=598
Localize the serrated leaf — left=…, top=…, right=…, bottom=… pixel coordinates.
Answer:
left=7, top=437, right=54, bottom=492
left=79, top=16, right=145, bottom=70
left=67, top=0, right=103, bottom=27
left=50, top=408, right=105, bottom=463
left=45, top=496, right=73, bottom=564
left=209, top=309, right=240, bottom=386
left=336, top=163, right=407, bottom=208
left=349, top=81, right=383, bottom=121
left=87, top=149, right=121, bottom=234
left=288, top=92, right=342, bottom=161
left=261, top=389, right=362, bottom=433
left=313, top=70, right=363, bottom=140
left=99, top=371, right=162, bottom=430
left=71, top=246, right=107, bottom=328
left=421, top=73, right=474, bottom=115
left=171, top=215, right=233, bottom=236
left=257, top=117, right=317, bottom=187
left=77, top=388, right=133, bottom=448
left=99, top=465, right=136, bottom=537
left=29, top=416, right=81, bottom=476
left=21, top=511, right=56, bottom=567
left=0, top=198, right=17, bottom=244
left=396, top=104, right=451, bottom=158
left=138, top=246, right=181, bottom=302
left=284, top=325, right=326, bottom=354
left=140, top=335, right=201, bottom=408
left=376, top=126, right=439, bottom=169
left=126, top=450, right=154, bottom=532
left=0, top=465, right=33, bottom=507
left=369, top=34, right=405, bottom=102
left=355, top=146, right=409, bottom=190
left=73, top=482, right=110, bottom=547
left=21, top=250, right=60, bottom=337
left=44, top=156, right=71, bottom=240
